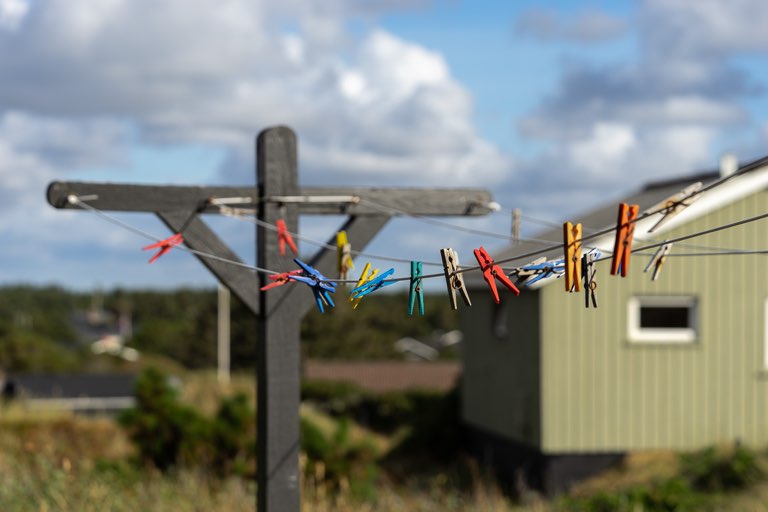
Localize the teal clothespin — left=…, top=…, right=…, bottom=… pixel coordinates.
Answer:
left=350, top=268, right=396, bottom=299
left=408, top=261, right=424, bottom=316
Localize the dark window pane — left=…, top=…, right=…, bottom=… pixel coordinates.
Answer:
left=640, top=306, right=690, bottom=328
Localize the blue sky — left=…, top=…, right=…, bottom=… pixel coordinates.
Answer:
left=1, top=0, right=767, bottom=290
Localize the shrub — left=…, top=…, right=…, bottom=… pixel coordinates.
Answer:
left=300, top=415, right=379, bottom=500
left=680, top=444, right=762, bottom=492
left=119, top=367, right=255, bottom=476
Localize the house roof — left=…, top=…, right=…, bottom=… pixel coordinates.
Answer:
left=469, top=155, right=768, bottom=288
left=12, top=373, right=136, bottom=399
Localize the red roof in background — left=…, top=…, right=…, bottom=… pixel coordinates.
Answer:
left=303, top=360, right=460, bottom=393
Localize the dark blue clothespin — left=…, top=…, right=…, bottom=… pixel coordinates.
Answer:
left=350, top=268, right=396, bottom=299
left=517, top=257, right=565, bottom=287
left=408, top=261, right=424, bottom=316
left=288, top=258, right=337, bottom=313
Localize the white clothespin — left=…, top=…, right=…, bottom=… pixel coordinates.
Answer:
left=644, top=243, right=672, bottom=281
left=440, top=248, right=472, bottom=310
left=646, top=182, right=702, bottom=233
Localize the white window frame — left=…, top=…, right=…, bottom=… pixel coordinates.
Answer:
left=627, top=296, right=698, bottom=344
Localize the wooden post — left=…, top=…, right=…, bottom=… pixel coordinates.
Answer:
left=217, top=284, right=230, bottom=386
left=256, top=127, right=302, bottom=511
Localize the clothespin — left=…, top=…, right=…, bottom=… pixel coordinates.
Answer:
left=440, top=248, right=472, bottom=310
left=350, top=268, right=395, bottom=300
left=408, top=261, right=425, bottom=316
left=143, top=233, right=184, bottom=263
left=276, top=219, right=298, bottom=256
left=473, top=246, right=519, bottom=304
left=336, top=231, right=354, bottom=280
left=349, top=262, right=379, bottom=310
left=644, top=243, right=672, bottom=281
left=260, top=270, right=302, bottom=291
left=287, top=258, right=336, bottom=313
left=563, top=222, right=583, bottom=292
left=647, top=182, right=702, bottom=233
left=516, top=258, right=565, bottom=287
left=582, top=250, right=599, bottom=308
left=610, top=203, right=639, bottom=277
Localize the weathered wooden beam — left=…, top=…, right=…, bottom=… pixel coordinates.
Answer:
left=156, top=211, right=260, bottom=315
left=256, top=126, right=301, bottom=512
left=47, top=181, right=494, bottom=216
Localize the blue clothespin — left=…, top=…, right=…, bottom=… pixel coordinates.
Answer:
left=408, top=261, right=424, bottom=316
left=518, top=258, right=565, bottom=287
left=350, top=268, right=396, bottom=299
left=288, top=258, right=337, bottom=313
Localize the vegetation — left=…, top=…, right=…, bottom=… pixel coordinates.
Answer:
left=0, top=285, right=458, bottom=373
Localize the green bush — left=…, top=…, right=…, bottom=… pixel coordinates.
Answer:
left=300, top=415, right=379, bottom=500
left=119, top=367, right=255, bottom=476
left=680, top=444, right=762, bottom=492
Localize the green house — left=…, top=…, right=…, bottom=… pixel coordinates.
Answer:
left=460, top=155, right=768, bottom=492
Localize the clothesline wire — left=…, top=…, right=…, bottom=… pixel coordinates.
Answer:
left=69, top=195, right=768, bottom=288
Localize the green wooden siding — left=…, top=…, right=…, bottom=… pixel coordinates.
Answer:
left=541, top=189, right=768, bottom=452
left=461, top=290, right=541, bottom=445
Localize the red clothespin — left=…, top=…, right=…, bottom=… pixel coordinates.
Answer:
left=142, top=233, right=184, bottom=263
left=563, top=222, right=583, bottom=292
left=260, top=270, right=302, bottom=291
left=473, top=246, right=519, bottom=304
left=610, top=203, right=639, bottom=277
left=276, top=219, right=298, bottom=256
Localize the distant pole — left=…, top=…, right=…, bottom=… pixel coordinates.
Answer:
left=512, top=208, right=521, bottom=244
left=217, top=283, right=231, bottom=385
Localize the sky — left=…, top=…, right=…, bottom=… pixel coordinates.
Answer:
left=1, top=0, right=767, bottom=290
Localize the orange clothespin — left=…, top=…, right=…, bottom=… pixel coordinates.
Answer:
left=276, top=219, right=298, bottom=256
left=349, top=262, right=379, bottom=310
left=610, top=203, right=639, bottom=277
left=336, top=231, right=354, bottom=280
left=473, top=246, right=519, bottom=304
left=260, top=270, right=302, bottom=291
left=143, top=233, right=184, bottom=263
left=563, top=222, right=582, bottom=292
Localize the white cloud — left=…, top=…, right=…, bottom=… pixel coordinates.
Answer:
left=567, top=122, right=637, bottom=176
left=0, top=0, right=28, bottom=30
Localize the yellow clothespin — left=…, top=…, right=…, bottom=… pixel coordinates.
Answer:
left=563, top=221, right=582, bottom=292
left=349, top=262, right=378, bottom=309
left=336, top=230, right=354, bottom=280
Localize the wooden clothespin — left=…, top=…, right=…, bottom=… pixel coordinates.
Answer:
left=276, top=219, right=298, bottom=256
left=440, top=248, right=472, bottom=310
left=644, top=243, right=672, bottom=281
left=582, top=250, right=599, bottom=308
left=143, top=233, right=184, bottom=263
left=260, top=270, right=302, bottom=291
left=473, top=246, right=519, bottom=304
left=336, top=230, right=354, bottom=280
left=408, top=261, right=425, bottom=316
left=288, top=258, right=336, bottom=313
left=349, top=262, right=379, bottom=310
left=647, top=182, right=702, bottom=233
left=563, top=222, right=583, bottom=292
left=610, top=203, right=639, bottom=277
